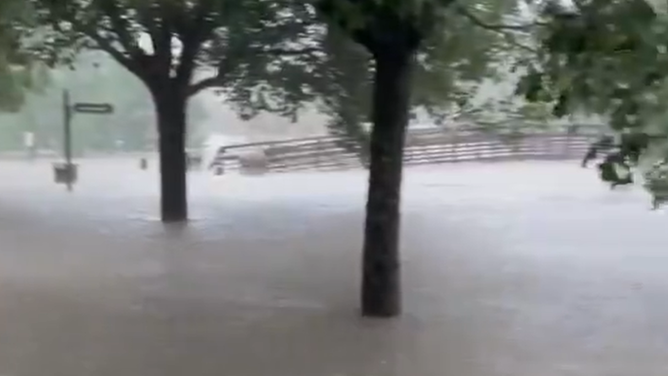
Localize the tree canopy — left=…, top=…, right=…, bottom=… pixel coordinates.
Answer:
left=0, top=0, right=49, bottom=112
left=12, top=0, right=532, bottom=151
left=516, top=0, right=668, bottom=203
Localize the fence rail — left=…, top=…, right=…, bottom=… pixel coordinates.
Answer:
left=210, top=124, right=603, bottom=174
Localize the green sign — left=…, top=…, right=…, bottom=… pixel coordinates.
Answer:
left=73, top=103, right=114, bottom=114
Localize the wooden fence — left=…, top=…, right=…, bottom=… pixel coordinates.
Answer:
left=209, top=124, right=604, bottom=174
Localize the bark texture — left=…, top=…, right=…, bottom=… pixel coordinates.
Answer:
left=153, top=85, right=188, bottom=222
left=361, top=48, right=415, bottom=317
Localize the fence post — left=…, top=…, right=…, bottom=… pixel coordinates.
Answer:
left=564, top=125, right=576, bottom=158
left=202, top=125, right=601, bottom=174
left=506, top=131, right=521, bottom=161
left=314, top=140, right=321, bottom=169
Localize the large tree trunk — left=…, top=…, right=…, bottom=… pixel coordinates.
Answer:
left=361, top=49, right=415, bottom=317
left=153, top=86, right=188, bottom=222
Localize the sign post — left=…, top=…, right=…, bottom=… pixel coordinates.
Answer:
left=56, top=89, right=114, bottom=191
left=62, top=90, right=73, bottom=191
left=24, top=131, right=35, bottom=160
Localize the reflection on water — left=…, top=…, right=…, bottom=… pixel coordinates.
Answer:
left=0, top=158, right=667, bottom=376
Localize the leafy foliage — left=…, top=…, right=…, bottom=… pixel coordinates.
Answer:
left=18, top=0, right=527, bottom=142
left=19, top=0, right=322, bottom=107
left=0, top=0, right=49, bottom=112
left=516, top=0, right=668, bottom=204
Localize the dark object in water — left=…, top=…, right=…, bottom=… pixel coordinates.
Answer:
left=582, top=135, right=615, bottom=167
left=597, top=153, right=633, bottom=189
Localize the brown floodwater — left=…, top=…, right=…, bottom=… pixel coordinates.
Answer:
left=0, top=159, right=666, bottom=376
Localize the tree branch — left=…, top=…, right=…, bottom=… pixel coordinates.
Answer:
left=500, top=33, right=538, bottom=54
left=187, top=46, right=321, bottom=96
left=134, top=2, right=161, bottom=44
left=456, top=4, right=546, bottom=31
left=86, top=31, right=143, bottom=76
left=61, top=12, right=143, bottom=77
left=454, top=4, right=540, bottom=54
left=173, top=0, right=217, bottom=88
left=96, top=0, right=143, bottom=56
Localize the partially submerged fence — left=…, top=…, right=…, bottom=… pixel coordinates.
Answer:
left=209, top=124, right=604, bottom=174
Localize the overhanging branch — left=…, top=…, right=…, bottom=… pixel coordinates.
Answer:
left=456, top=4, right=546, bottom=31
left=455, top=4, right=541, bottom=54
left=55, top=3, right=145, bottom=77
left=173, top=0, right=217, bottom=87
left=97, top=0, right=142, bottom=56
left=66, top=16, right=142, bottom=77
left=85, top=32, right=143, bottom=76
left=500, top=33, right=538, bottom=54
left=188, top=46, right=321, bottom=96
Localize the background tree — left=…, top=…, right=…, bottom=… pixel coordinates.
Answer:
left=0, top=0, right=48, bottom=113
left=1, top=51, right=208, bottom=155
left=0, top=0, right=53, bottom=154
left=25, top=0, right=316, bottom=222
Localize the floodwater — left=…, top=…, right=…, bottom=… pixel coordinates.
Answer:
left=1, top=158, right=667, bottom=376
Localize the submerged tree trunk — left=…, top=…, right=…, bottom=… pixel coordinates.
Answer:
left=361, top=49, right=415, bottom=317
left=152, top=85, right=188, bottom=222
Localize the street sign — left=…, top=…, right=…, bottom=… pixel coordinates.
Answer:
left=73, top=102, right=114, bottom=114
